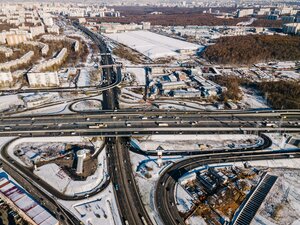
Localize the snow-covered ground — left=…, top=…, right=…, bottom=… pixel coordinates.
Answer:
left=58, top=182, right=122, bottom=225
left=186, top=216, right=207, bottom=225
left=134, top=134, right=263, bottom=151
left=105, top=31, right=203, bottom=60
left=71, top=99, right=102, bottom=112
left=13, top=102, right=72, bottom=116
left=125, top=67, right=146, bottom=85
left=34, top=147, right=107, bottom=196
left=120, top=87, right=144, bottom=104
left=0, top=137, right=18, bottom=152
left=155, top=102, right=206, bottom=111
left=240, top=88, right=269, bottom=109
left=0, top=95, right=24, bottom=112
left=252, top=168, right=300, bottom=225
left=77, top=68, right=91, bottom=87
left=176, top=183, right=194, bottom=213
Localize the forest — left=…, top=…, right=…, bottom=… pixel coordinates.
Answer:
left=257, top=81, right=300, bottom=109
left=87, top=6, right=280, bottom=27
left=203, top=35, right=300, bottom=65
left=208, top=75, right=243, bottom=102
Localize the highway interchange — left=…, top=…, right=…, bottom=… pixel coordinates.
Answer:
left=0, top=23, right=299, bottom=225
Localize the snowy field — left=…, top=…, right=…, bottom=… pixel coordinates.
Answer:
left=252, top=168, right=300, bottom=225
left=105, top=31, right=202, bottom=59
left=71, top=99, right=102, bottom=112
left=0, top=95, right=24, bottom=112
left=58, top=182, right=122, bottom=225
left=134, top=134, right=263, bottom=151
left=240, top=88, right=269, bottom=109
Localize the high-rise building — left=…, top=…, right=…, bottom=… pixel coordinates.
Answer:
left=76, top=150, right=86, bottom=174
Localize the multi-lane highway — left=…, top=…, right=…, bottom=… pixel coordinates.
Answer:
left=0, top=110, right=299, bottom=137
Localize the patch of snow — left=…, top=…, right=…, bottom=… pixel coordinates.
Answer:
left=125, top=67, right=146, bottom=85
left=0, top=95, right=24, bottom=112
left=176, top=183, right=194, bottom=213
left=186, top=215, right=207, bottom=225
left=77, top=68, right=90, bottom=87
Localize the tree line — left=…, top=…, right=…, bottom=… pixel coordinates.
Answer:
left=203, top=35, right=300, bottom=65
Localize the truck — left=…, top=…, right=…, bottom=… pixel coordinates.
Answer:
left=88, top=123, right=107, bottom=129
left=263, top=122, right=278, bottom=128
left=156, top=122, right=169, bottom=127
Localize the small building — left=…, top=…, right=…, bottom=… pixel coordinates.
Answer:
left=41, top=44, right=49, bottom=55
left=179, top=172, right=197, bottom=185
left=73, top=40, right=80, bottom=52
left=160, top=81, right=186, bottom=90
left=76, top=150, right=86, bottom=174
left=282, top=16, right=296, bottom=24
left=32, top=48, right=67, bottom=72
left=141, top=22, right=151, bottom=30
left=47, top=25, right=60, bottom=34
left=172, top=90, right=202, bottom=98
left=0, top=51, right=34, bottom=71
left=0, top=46, right=13, bottom=57
left=29, top=25, right=45, bottom=37
left=267, top=14, right=279, bottom=20
left=197, top=173, right=217, bottom=193
left=257, top=8, right=270, bottom=16
left=237, top=8, right=254, bottom=18
left=208, top=167, right=228, bottom=184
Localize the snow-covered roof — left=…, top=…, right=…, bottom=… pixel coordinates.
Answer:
left=105, top=30, right=203, bottom=59
left=0, top=177, right=58, bottom=225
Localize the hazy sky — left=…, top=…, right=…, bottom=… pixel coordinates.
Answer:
left=0, top=0, right=298, bottom=5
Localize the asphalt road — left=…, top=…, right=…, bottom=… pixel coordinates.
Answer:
left=0, top=110, right=299, bottom=137
left=77, top=24, right=154, bottom=225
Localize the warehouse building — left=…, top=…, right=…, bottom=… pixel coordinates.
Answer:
left=0, top=177, right=59, bottom=225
